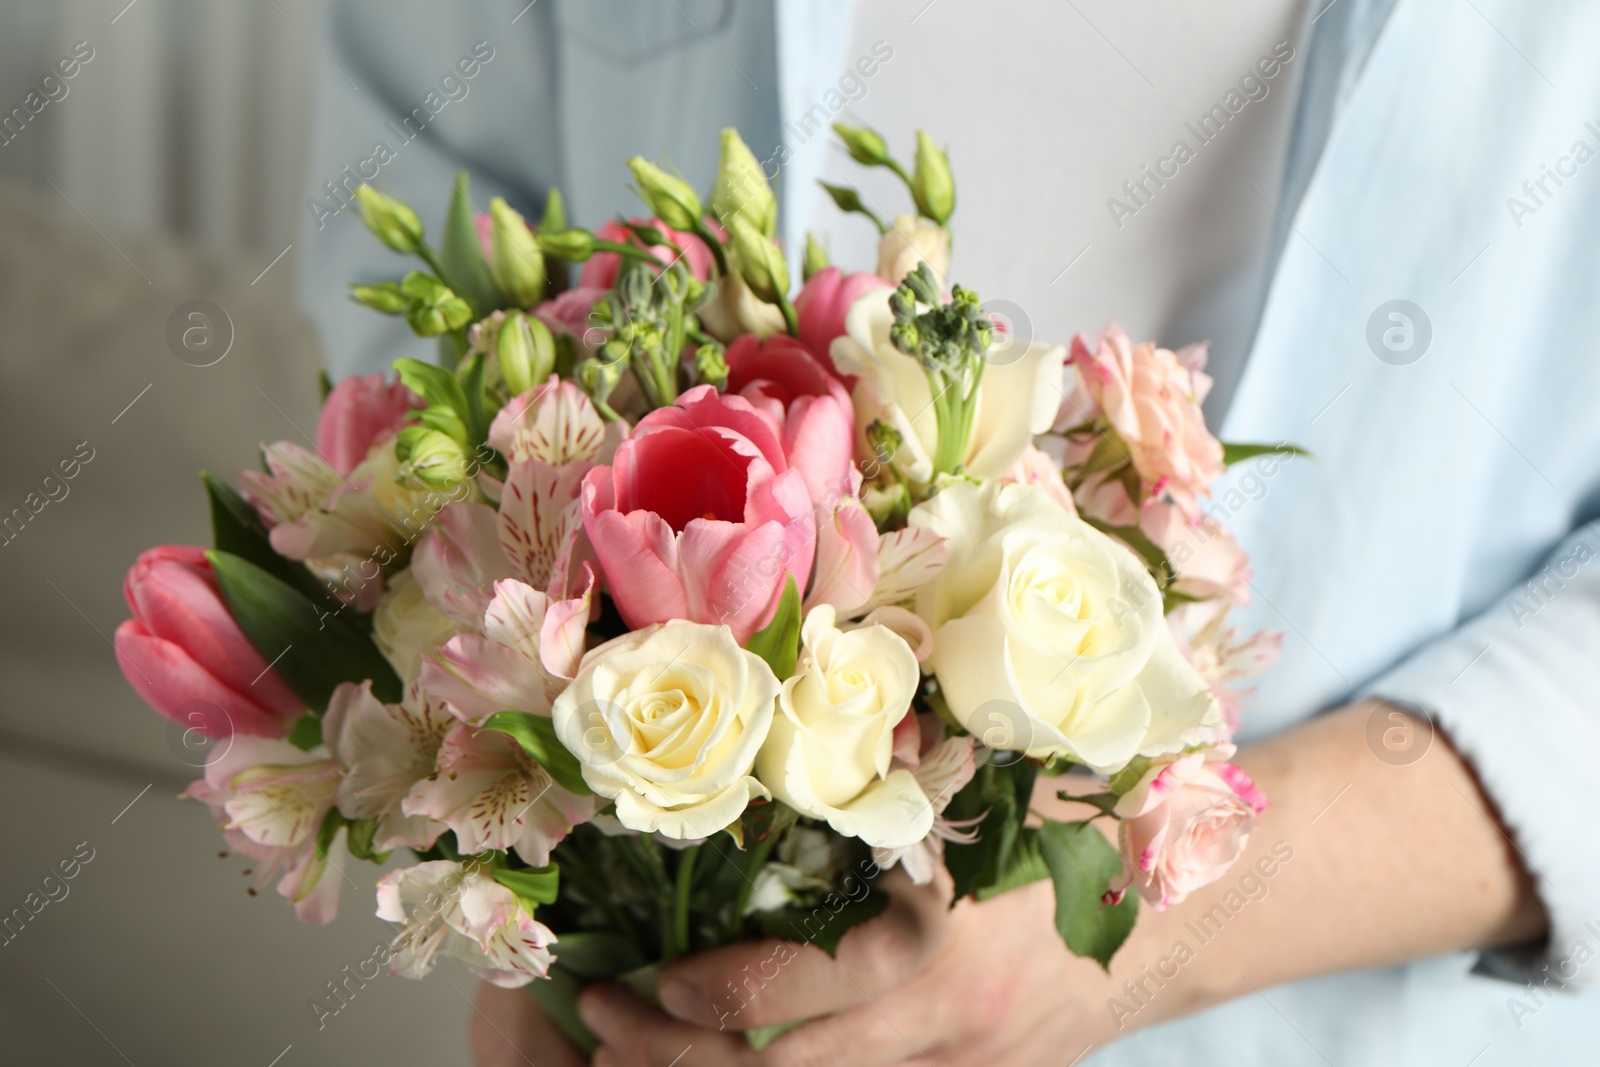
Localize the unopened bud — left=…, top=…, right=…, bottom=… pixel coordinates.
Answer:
left=832, top=122, right=891, bottom=167
left=627, top=157, right=703, bottom=232
left=711, top=128, right=777, bottom=236
left=802, top=232, right=830, bottom=282
left=396, top=425, right=469, bottom=489
left=911, top=131, right=955, bottom=224
left=349, top=281, right=407, bottom=314
left=497, top=311, right=555, bottom=396
left=399, top=272, right=472, bottom=337
left=353, top=185, right=425, bottom=254
left=694, top=341, right=728, bottom=390
left=575, top=358, right=624, bottom=412
left=726, top=215, right=789, bottom=303
left=486, top=198, right=546, bottom=308
left=536, top=228, right=595, bottom=262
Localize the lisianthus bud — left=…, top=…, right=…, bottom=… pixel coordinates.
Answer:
left=911, top=131, right=955, bottom=224
left=727, top=215, right=789, bottom=303
left=537, top=228, right=595, bottom=262
left=486, top=198, right=546, bottom=308
left=711, top=128, right=777, bottom=236
left=350, top=281, right=407, bottom=314
left=627, top=158, right=702, bottom=233
left=496, top=311, right=555, bottom=396
left=694, top=340, right=728, bottom=389
left=832, top=122, right=890, bottom=167
left=354, top=185, right=425, bottom=254
left=399, top=272, right=472, bottom=337
left=396, top=425, right=469, bottom=488
left=539, top=187, right=567, bottom=233
left=802, top=232, right=830, bottom=282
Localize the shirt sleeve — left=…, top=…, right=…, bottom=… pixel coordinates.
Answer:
left=1361, top=521, right=1600, bottom=989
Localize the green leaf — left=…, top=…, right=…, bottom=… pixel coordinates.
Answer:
left=1037, top=820, right=1138, bottom=970
left=974, top=826, right=1051, bottom=901
left=942, top=757, right=1036, bottom=901
left=540, top=187, right=568, bottom=235
left=479, top=711, right=592, bottom=796
left=206, top=550, right=403, bottom=708
left=393, top=356, right=470, bottom=417
left=286, top=712, right=323, bottom=751
left=492, top=864, right=560, bottom=906
left=345, top=817, right=386, bottom=863
left=458, top=350, right=490, bottom=447
left=751, top=885, right=890, bottom=957
left=1077, top=431, right=1131, bottom=480
left=1220, top=441, right=1310, bottom=466
left=202, top=471, right=321, bottom=598
left=1080, top=514, right=1175, bottom=589
left=441, top=169, right=504, bottom=314
left=744, top=575, right=801, bottom=680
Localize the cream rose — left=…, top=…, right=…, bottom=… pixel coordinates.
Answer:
left=831, top=289, right=1065, bottom=487
left=875, top=213, right=950, bottom=285
left=551, top=620, right=778, bottom=839
left=372, top=568, right=460, bottom=684
left=912, top=480, right=1221, bottom=772
left=755, top=606, right=931, bottom=849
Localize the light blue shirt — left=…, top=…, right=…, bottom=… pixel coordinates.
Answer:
left=298, top=2, right=1600, bottom=1063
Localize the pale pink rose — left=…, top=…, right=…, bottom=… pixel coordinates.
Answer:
left=1068, top=323, right=1223, bottom=519
left=578, top=218, right=715, bottom=290
left=580, top=385, right=816, bottom=642
left=1139, top=500, right=1250, bottom=604
left=316, top=373, right=424, bottom=475
left=532, top=287, right=610, bottom=356
left=999, top=445, right=1078, bottom=516
left=793, top=267, right=891, bottom=380
left=725, top=333, right=856, bottom=507
left=114, top=546, right=303, bottom=739
left=1105, top=752, right=1267, bottom=909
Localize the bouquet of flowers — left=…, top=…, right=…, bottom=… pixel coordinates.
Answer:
left=115, top=124, right=1293, bottom=1047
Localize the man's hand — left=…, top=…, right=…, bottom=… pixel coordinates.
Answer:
left=575, top=867, right=1117, bottom=1067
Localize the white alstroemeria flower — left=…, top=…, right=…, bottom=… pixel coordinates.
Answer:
left=184, top=736, right=348, bottom=923
left=376, top=861, right=557, bottom=988
left=372, top=569, right=462, bottom=685
left=872, top=729, right=980, bottom=886
left=323, top=680, right=455, bottom=851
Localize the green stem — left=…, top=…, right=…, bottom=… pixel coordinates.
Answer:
left=590, top=240, right=668, bottom=269
left=691, top=217, right=730, bottom=278
left=729, top=832, right=780, bottom=930
left=417, top=243, right=449, bottom=282
left=667, top=845, right=700, bottom=961
left=774, top=289, right=800, bottom=338
left=887, top=158, right=915, bottom=196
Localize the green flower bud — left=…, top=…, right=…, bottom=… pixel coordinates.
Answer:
left=832, top=122, right=891, bottom=167
left=866, top=419, right=905, bottom=466
left=862, top=481, right=912, bottom=529
left=486, top=197, right=546, bottom=308
left=399, top=272, right=472, bottom=337
left=536, top=228, right=595, bottom=262
left=575, top=357, right=624, bottom=412
left=911, top=131, right=955, bottom=224
left=627, top=157, right=702, bottom=232
left=353, top=185, right=425, bottom=254
left=496, top=310, right=555, bottom=396
left=694, top=341, right=728, bottom=390
left=540, top=187, right=567, bottom=234
left=349, top=281, right=407, bottom=314
left=726, top=215, right=789, bottom=303
left=802, top=232, right=831, bottom=282
left=711, top=128, right=777, bottom=236
left=395, top=424, right=469, bottom=489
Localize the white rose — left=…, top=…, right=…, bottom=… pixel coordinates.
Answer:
left=913, top=481, right=1220, bottom=772
left=831, top=289, right=1065, bottom=486
left=755, top=606, right=931, bottom=848
left=552, top=620, right=778, bottom=839
left=373, top=568, right=461, bottom=684
left=875, top=213, right=950, bottom=285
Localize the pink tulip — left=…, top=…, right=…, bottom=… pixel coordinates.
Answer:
left=581, top=385, right=816, bottom=642
left=725, top=334, right=857, bottom=508
left=115, top=546, right=303, bottom=739
left=578, top=218, right=715, bottom=290
left=793, top=267, right=891, bottom=380
left=315, top=372, right=423, bottom=475
left=1104, top=753, right=1267, bottom=910
left=532, top=287, right=610, bottom=356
